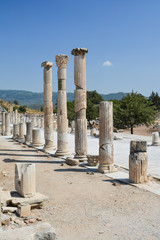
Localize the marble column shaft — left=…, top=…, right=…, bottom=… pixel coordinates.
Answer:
left=5, top=113, right=11, bottom=136
left=71, top=48, right=88, bottom=159
left=41, top=61, right=55, bottom=150
left=25, top=122, right=33, bottom=144
left=2, top=112, right=5, bottom=135
left=98, top=101, right=114, bottom=173
left=55, top=55, right=70, bottom=156
left=13, top=123, right=19, bottom=139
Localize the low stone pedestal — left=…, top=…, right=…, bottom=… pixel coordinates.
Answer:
left=25, top=122, right=33, bottom=145
left=15, top=163, right=36, bottom=198
left=152, top=132, right=160, bottom=146
left=129, top=141, right=148, bottom=183
left=32, top=128, right=43, bottom=147
left=87, top=155, right=99, bottom=166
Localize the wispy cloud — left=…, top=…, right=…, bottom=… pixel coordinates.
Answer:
left=103, top=60, right=112, bottom=66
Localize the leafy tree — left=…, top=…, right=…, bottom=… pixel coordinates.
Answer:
left=114, top=91, right=156, bottom=134
left=87, top=90, right=103, bottom=104
left=13, top=105, right=19, bottom=111
left=67, top=101, right=75, bottom=122
left=19, top=105, right=27, bottom=113
left=149, top=91, right=160, bottom=110
left=40, top=106, right=43, bottom=112
left=13, top=100, right=18, bottom=105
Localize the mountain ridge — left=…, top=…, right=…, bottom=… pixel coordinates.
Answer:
left=0, top=89, right=127, bottom=110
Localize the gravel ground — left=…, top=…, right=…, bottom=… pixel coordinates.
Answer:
left=0, top=136, right=160, bottom=240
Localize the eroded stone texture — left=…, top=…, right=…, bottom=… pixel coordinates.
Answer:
left=25, top=122, right=33, bottom=145
left=129, top=141, right=148, bottom=183
left=13, top=123, right=19, bottom=139
left=15, top=163, right=36, bottom=198
left=32, top=128, right=43, bottom=147
left=72, top=48, right=88, bottom=160
left=71, top=120, right=75, bottom=133
left=90, top=128, right=97, bottom=137
left=18, top=123, right=26, bottom=142
left=14, top=109, right=18, bottom=124
left=98, top=101, right=114, bottom=173
left=10, top=105, right=13, bottom=124
left=55, top=55, right=70, bottom=156
left=2, top=112, right=5, bottom=135
left=5, top=113, right=11, bottom=136
left=152, top=132, right=160, bottom=146
left=41, top=61, right=55, bottom=150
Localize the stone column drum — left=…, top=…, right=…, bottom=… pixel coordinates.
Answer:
left=41, top=61, right=55, bottom=150
left=5, top=113, right=11, bottom=136
left=14, top=109, right=18, bottom=124
left=10, top=105, right=13, bottom=124
left=15, top=163, right=36, bottom=198
left=98, top=101, right=115, bottom=173
left=72, top=48, right=88, bottom=160
left=152, top=132, right=160, bottom=146
left=129, top=141, right=148, bottom=183
left=13, top=123, right=19, bottom=139
left=2, top=112, right=5, bottom=135
left=32, top=128, right=43, bottom=147
left=18, top=122, right=26, bottom=142
left=55, top=55, right=70, bottom=156
left=25, top=122, right=34, bottom=145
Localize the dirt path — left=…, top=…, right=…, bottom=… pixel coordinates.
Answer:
left=0, top=136, right=160, bottom=240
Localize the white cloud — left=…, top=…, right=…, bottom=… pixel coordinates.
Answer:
left=103, top=60, right=112, bottom=66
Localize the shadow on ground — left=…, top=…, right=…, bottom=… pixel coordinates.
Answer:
left=3, top=158, right=65, bottom=164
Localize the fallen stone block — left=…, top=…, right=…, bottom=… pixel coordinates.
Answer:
left=17, top=204, right=31, bottom=217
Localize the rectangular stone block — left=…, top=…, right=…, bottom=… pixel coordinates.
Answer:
left=15, top=163, right=36, bottom=198
left=17, top=204, right=31, bottom=217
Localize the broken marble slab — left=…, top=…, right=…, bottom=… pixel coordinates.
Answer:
left=1, top=191, right=48, bottom=207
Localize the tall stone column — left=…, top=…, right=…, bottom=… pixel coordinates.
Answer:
left=15, top=109, right=18, bottom=124
left=72, top=48, right=88, bottom=161
left=98, top=101, right=117, bottom=173
left=55, top=55, right=70, bottom=156
left=10, top=105, right=13, bottom=124
left=2, top=112, right=5, bottom=135
left=41, top=61, right=55, bottom=150
left=5, top=113, right=11, bottom=136
left=25, top=122, right=33, bottom=145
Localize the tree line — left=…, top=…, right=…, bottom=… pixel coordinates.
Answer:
left=67, top=90, right=159, bottom=134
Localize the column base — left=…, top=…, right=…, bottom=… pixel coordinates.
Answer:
left=98, top=164, right=120, bottom=174
left=74, top=154, right=88, bottom=162
left=32, top=143, right=43, bottom=147
left=43, top=145, right=56, bottom=151
left=55, top=150, right=71, bottom=157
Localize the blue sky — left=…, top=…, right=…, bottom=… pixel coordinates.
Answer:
left=0, top=0, right=160, bottom=96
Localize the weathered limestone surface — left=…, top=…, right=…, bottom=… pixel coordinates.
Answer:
left=129, top=141, right=148, bottom=183
left=18, top=123, right=26, bottom=142
left=152, top=132, right=160, bottom=146
left=72, top=48, right=88, bottom=160
left=14, top=109, right=18, bottom=124
left=2, top=112, right=5, bottom=135
left=15, top=163, right=36, bottom=198
left=5, top=113, right=11, bottom=136
left=41, top=61, right=55, bottom=150
left=98, top=101, right=114, bottom=173
left=32, top=128, right=43, bottom=147
left=13, top=123, right=19, bottom=139
left=55, top=55, right=70, bottom=156
left=25, top=122, right=33, bottom=145
left=71, top=120, right=75, bottom=133
left=10, top=105, right=13, bottom=124
left=0, top=187, right=1, bottom=227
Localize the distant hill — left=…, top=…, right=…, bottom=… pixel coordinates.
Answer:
left=0, top=90, right=127, bottom=110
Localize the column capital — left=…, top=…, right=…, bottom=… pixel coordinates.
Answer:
left=71, top=48, right=88, bottom=56
left=55, top=55, right=69, bottom=68
left=41, top=61, right=53, bottom=68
